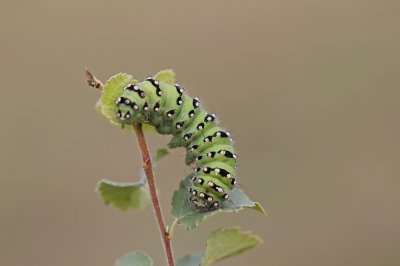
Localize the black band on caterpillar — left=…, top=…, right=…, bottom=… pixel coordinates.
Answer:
left=147, top=77, right=162, bottom=96
left=174, top=84, right=184, bottom=95
left=153, top=102, right=160, bottom=112
left=176, top=121, right=185, bottom=129
left=193, top=97, right=200, bottom=108
left=188, top=110, right=195, bottom=118
left=176, top=96, right=183, bottom=105
left=124, top=84, right=146, bottom=98
left=166, top=110, right=175, bottom=118
left=115, top=76, right=238, bottom=211
left=204, top=114, right=216, bottom=122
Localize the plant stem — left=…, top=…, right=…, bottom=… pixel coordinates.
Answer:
left=85, top=69, right=175, bottom=266
left=133, top=124, right=175, bottom=266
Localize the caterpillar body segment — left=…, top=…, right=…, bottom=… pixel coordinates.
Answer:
left=116, top=77, right=238, bottom=211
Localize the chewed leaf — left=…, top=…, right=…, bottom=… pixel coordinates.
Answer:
left=98, top=73, right=138, bottom=127
left=154, top=69, right=176, bottom=84
left=115, top=251, right=152, bottom=266
left=176, top=253, right=203, bottom=266
left=171, top=175, right=266, bottom=230
left=201, top=227, right=263, bottom=266
left=97, top=179, right=150, bottom=211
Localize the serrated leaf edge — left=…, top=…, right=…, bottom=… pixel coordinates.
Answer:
left=201, top=227, right=263, bottom=266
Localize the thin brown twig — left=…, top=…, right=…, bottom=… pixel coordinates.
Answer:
left=85, top=69, right=175, bottom=266
left=85, top=68, right=103, bottom=89
left=133, top=124, right=175, bottom=266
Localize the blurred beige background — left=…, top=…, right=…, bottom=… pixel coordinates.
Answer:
left=1, top=0, right=399, bottom=265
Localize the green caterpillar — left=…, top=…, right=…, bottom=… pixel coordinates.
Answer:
left=109, top=74, right=238, bottom=211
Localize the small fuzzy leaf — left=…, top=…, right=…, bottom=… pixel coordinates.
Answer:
left=102, top=73, right=136, bottom=106
left=201, top=228, right=262, bottom=266
left=97, top=179, right=150, bottom=211
left=115, top=251, right=152, bottom=266
left=154, top=69, right=176, bottom=84
left=176, top=253, right=203, bottom=266
left=171, top=175, right=266, bottom=230
left=101, top=105, right=118, bottom=121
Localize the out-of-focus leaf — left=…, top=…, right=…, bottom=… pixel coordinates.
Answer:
left=252, top=202, right=266, bottom=214
left=142, top=123, right=156, bottom=132
left=154, top=69, right=176, bottom=84
left=171, top=175, right=266, bottom=230
left=176, top=253, right=203, bottom=266
left=201, top=227, right=262, bottom=266
left=153, top=148, right=170, bottom=163
left=115, top=251, right=152, bottom=266
left=97, top=179, right=150, bottom=211
left=95, top=98, right=102, bottom=113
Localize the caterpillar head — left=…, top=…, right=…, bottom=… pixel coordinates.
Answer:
left=115, top=97, right=137, bottom=127
left=117, top=105, right=131, bottom=121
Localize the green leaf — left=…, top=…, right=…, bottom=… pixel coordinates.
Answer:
left=251, top=202, right=267, bottom=214
left=201, top=228, right=263, bottom=266
left=171, top=175, right=266, bottom=230
left=142, top=123, right=157, bottom=132
left=154, top=69, right=176, bottom=84
left=115, top=251, right=152, bottom=266
left=176, top=253, right=203, bottom=266
left=97, top=179, right=150, bottom=211
left=102, top=73, right=137, bottom=107
left=98, top=73, right=138, bottom=127
left=153, top=148, right=170, bottom=163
